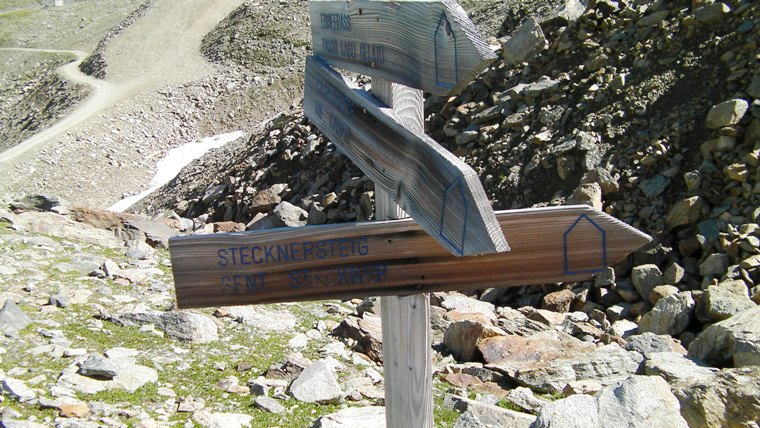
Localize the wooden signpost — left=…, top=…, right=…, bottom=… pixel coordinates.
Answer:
left=171, top=205, right=651, bottom=308
left=309, top=0, right=497, bottom=95
left=169, top=1, right=653, bottom=426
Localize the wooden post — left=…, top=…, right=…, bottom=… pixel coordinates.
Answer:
left=372, top=78, right=434, bottom=428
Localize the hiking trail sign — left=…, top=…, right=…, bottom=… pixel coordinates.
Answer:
left=169, top=1, right=653, bottom=427
left=170, top=206, right=651, bottom=308
left=309, top=0, right=497, bottom=95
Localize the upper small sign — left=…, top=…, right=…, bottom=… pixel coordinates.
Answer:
left=310, top=0, right=497, bottom=95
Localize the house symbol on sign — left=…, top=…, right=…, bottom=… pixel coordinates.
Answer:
left=564, top=214, right=607, bottom=275
left=434, top=11, right=458, bottom=89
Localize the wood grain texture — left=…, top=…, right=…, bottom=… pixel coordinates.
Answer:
left=373, top=77, right=434, bottom=428
left=170, top=206, right=652, bottom=309
left=304, top=55, right=508, bottom=256
left=310, top=0, right=497, bottom=95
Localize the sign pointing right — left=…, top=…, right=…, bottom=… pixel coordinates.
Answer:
left=170, top=205, right=652, bottom=309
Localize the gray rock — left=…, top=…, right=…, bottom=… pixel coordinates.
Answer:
left=503, top=387, right=549, bottom=413
left=455, top=130, right=479, bottom=145
left=625, top=333, right=687, bottom=356
left=289, top=360, right=343, bottom=404
left=513, top=344, right=643, bottom=394
left=638, top=292, right=695, bottom=336
left=124, top=219, right=176, bottom=249
left=552, top=0, right=586, bottom=23
left=250, top=187, right=282, bottom=214
left=639, top=175, right=670, bottom=198
left=502, top=17, right=546, bottom=65
left=644, top=352, right=717, bottom=383
left=631, top=264, right=663, bottom=301
left=253, top=396, right=286, bottom=414
left=9, top=194, right=63, bottom=212
left=78, top=355, right=119, bottom=379
left=688, top=306, right=760, bottom=367
left=332, top=313, right=383, bottom=363
left=663, top=263, right=685, bottom=285
left=49, top=294, right=70, bottom=308
left=312, top=406, right=385, bottom=428
left=699, top=253, right=729, bottom=276
left=201, top=184, right=227, bottom=204
left=665, top=196, right=705, bottom=230
left=0, top=299, right=31, bottom=337
left=217, top=306, right=296, bottom=332
left=673, top=367, right=760, bottom=428
left=446, top=394, right=536, bottom=427
left=638, top=10, right=669, bottom=27
left=454, top=410, right=485, bottom=428
left=1, top=377, right=36, bottom=402
left=272, top=201, right=308, bottom=227
left=566, top=182, right=602, bottom=210
left=596, top=376, right=688, bottom=427
left=611, top=319, right=638, bottom=338
left=533, top=393, right=599, bottom=428
left=705, top=98, right=748, bottom=129
left=582, top=168, right=619, bottom=195
left=11, top=212, right=121, bottom=248
left=193, top=410, right=253, bottom=428
left=750, top=73, right=760, bottom=99
left=698, top=280, right=755, bottom=322
left=694, top=2, right=731, bottom=24
left=115, top=311, right=218, bottom=343
left=440, top=294, right=496, bottom=320
left=57, top=355, right=157, bottom=394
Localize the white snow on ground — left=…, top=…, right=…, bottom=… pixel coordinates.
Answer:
left=108, top=130, right=245, bottom=212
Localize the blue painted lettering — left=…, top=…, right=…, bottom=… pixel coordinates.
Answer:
left=218, top=249, right=228, bottom=267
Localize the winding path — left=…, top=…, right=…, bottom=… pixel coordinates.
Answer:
left=0, top=0, right=243, bottom=164
left=0, top=48, right=141, bottom=163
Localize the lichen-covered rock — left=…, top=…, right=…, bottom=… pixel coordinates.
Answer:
left=688, top=306, right=760, bottom=367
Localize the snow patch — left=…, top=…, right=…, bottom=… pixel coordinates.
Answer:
left=108, top=131, right=245, bottom=212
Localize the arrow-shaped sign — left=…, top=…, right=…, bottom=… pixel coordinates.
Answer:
left=170, top=205, right=652, bottom=309
left=304, top=56, right=507, bottom=257
left=310, top=0, right=497, bottom=95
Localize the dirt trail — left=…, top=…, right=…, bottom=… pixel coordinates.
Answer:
left=0, top=47, right=134, bottom=163
left=0, top=0, right=243, bottom=164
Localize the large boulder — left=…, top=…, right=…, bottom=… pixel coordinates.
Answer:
left=289, top=360, right=343, bottom=404
left=114, top=310, right=219, bottom=343
left=444, top=319, right=506, bottom=362
left=673, top=367, right=760, bottom=428
left=638, top=292, right=695, bottom=336
left=512, top=344, right=643, bottom=394
left=696, top=280, right=755, bottom=323
left=688, top=306, right=760, bottom=367
left=533, top=376, right=688, bottom=428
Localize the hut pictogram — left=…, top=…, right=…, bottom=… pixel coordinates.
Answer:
left=564, top=213, right=607, bottom=274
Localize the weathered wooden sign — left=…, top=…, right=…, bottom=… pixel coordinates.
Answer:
left=310, top=0, right=497, bottom=95
left=304, top=55, right=508, bottom=257
left=170, top=205, right=651, bottom=309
